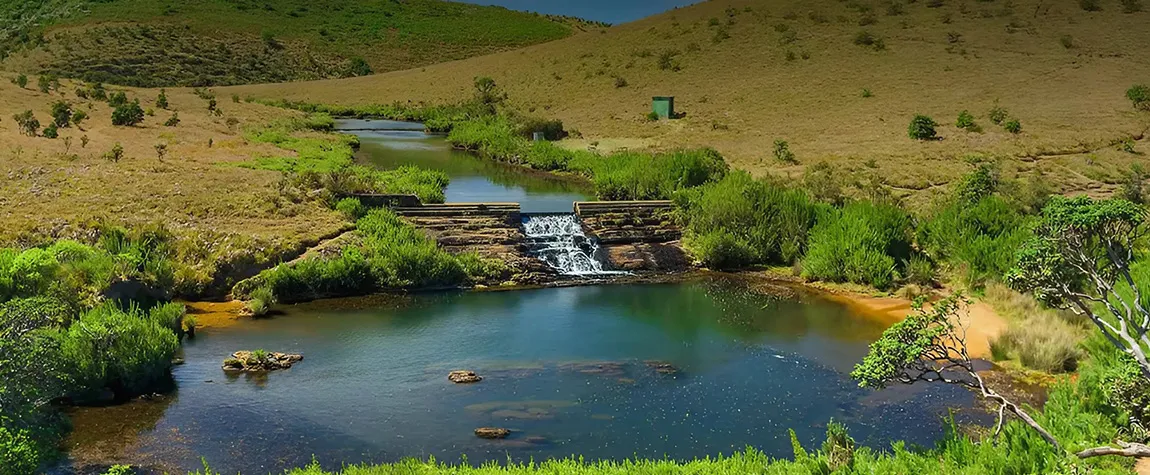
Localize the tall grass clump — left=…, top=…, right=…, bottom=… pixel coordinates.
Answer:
left=986, top=284, right=1085, bottom=373
left=677, top=172, right=824, bottom=269
left=802, top=201, right=913, bottom=289
left=578, top=148, right=728, bottom=200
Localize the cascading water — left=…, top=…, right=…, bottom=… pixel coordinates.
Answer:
left=522, top=214, right=621, bottom=276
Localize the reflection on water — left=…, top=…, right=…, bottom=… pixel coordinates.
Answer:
left=58, top=278, right=987, bottom=474
left=336, top=119, right=593, bottom=213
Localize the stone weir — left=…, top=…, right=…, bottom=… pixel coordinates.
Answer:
left=573, top=201, right=689, bottom=272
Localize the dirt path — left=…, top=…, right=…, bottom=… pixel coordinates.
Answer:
left=1138, top=458, right=1150, bottom=475
left=183, top=300, right=247, bottom=329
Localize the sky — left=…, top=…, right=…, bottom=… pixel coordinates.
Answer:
left=459, top=0, right=702, bottom=25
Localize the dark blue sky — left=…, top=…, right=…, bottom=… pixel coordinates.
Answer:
left=459, top=0, right=701, bottom=24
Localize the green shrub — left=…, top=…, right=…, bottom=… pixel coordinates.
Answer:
left=613, top=76, right=628, bottom=88
left=13, top=73, right=28, bottom=89
left=918, top=194, right=1031, bottom=285
left=37, top=74, right=52, bottom=93
left=0, top=427, right=43, bottom=475
left=1128, top=84, right=1150, bottom=111
left=156, top=89, right=169, bottom=109
left=678, top=172, right=823, bottom=269
left=524, top=141, right=573, bottom=171
left=1119, top=164, right=1146, bottom=204
left=111, top=100, right=145, bottom=126
left=907, top=114, right=938, bottom=140
left=990, top=316, right=1083, bottom=373
left=12, top=110, right=40, bottom=136
left=42, top=123, right=58, bottom=139
left=773, top=139, right=797, bottom=163
left=107, top=91, right=129, bottom=108
left=583, top=148, right=728, bottom=201
left=802, top=201, right=913, bottom=289
left=335, top=197, right=367, bottom=221
left=904, top=255, right=936, bottom=286
left=71, top=109, right=87, bottom=128
left=1122, top=0, right=1144, bottom=12
left=164, top=112, right=180, bottom=127
left=105, top=143, right=125, bottom=162
left=645, top=111, right=660, bottom=121
left=55, top=302, right=178, bottom=400
left=49, top=101, right=71, bottom=128
left=247, top=287, right=276, bottom=316
left=148, top=302, right=186, bottom=334
left=955, top=110, right=976, bottom=130
left=1003, top=118, right=1022, bottom=134
left=988, top=103, right=1009, bottom=124
left=656, top=49, right=680, bottom=71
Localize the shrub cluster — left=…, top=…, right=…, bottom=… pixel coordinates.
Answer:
left=802, top=201, right=914, bottom=289
left=239, top=209, right=505, bottom=303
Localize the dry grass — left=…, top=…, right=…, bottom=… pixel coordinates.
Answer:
left=228, top=0, right=1150, bottom=207
left=0, top=76, right=345, bottom=251
left=984, top=283, right=1086, bottom=373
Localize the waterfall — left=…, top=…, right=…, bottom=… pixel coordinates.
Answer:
left=522, top=214, right=621, bottom=276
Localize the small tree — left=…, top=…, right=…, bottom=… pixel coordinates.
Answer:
left=42, top=123, right=58, bottom=139
left=36, top=74, right=52, bottom=93
left=13, top=73, right=28, bottom=89
left=164, top=112, right=180, bottom=127
left=107, top=91, right=129, bottom=108
left=49, top=101, right=72, bottom=128
left=472, top=76, right=506, bottom=115
left=1009, top=196, right=1150, bottom=458
left=154, top=143, right=168, bottom=161
left=1003, top=118, right=1022, bottom=134
left=1129, top=84, right=1150, bottom=111
left=989, top=102, right=1008, bottom=125
left=104, top=143, right=124, bottom=162
left=12, top=110, right=40, bottom=136
left=80, top=135, right=90, bottom=148
left=111, top=100, right=145, bottom=126
left=1120, top=164, right=1146, bottom=204
left=908, top=114, right=938, bottom=140
left=156, top=89, right=169, bottom=109
left=773, top=139, right=797, bottom=163
left=852, top=294, right=1062, bottom=448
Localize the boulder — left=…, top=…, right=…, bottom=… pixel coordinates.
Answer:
left=644, top=360, right=680, bottom=375
left=448, top=370, right=483, bottom=383
left=475, top=427, right=511, bottom=439
left=222, top=351, right=303, bottom=372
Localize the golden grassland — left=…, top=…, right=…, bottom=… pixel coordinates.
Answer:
left=228, top=0, right=1150, bottom=206
left=0, top=77, right=345, bottom=252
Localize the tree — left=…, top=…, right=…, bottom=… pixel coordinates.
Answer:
left=12, top=74, right=28, bottom=89
left=111, top=100, right=145, bottom=126
left=156, top=89, right=169, bottom=109
left=12, top=110, right=40, bottom=136
left=1129, top=84, right=1150, bottom=111
left=908, top=114, right=938, bottom=140
left=49, top=101, right=71, bottom=128
left=36, top=74, right=52, bottom=93
left=472, top=76, right=506, bottom=115
left=107, top=91, right=129, bottom=108
left=71, top=110, right=87, bottom=129
left=1008, top=195, right=1150, bottom=458
left=851, top=294, right=1062, bottom=449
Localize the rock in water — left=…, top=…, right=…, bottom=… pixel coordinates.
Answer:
left=448, top=370, right=483, bottom=383
left=222, top=351, right=303, bottom=371
left=644, top=360, right=680, bottom=375
left=475, top=427, right=511, bottom=439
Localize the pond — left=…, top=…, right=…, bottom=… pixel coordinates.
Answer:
left=57, top=277, right=986, bottom=474
left=335, top=119, right=593, bottom=213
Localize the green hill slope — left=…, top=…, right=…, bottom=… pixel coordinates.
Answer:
left=0, top=0, right=601, bottom=87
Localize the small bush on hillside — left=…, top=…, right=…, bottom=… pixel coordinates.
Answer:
left=12, top=110, right=40, bottom=136
left=988, top=102, right=1009, bottom=124
left=71, top=109, right=87, bottom=128
left=990, top=316, right=1083, bottom=372
left=646, top=111, right=660, bottom=122
left=802, top=201, right=913, bottom=289
left=712, top=26, right=731, bottom=43
left=1120, top=164, right=1146, bottom=204
left=105, top=143, right=124, bottom=162
left=1123, top=0, right=1144, bottom=12
left=689, top=230, right=756, bottom=270
left=1003, top=118, right=1022, bottom=134
left=164, top=112, right=180, bottom=127
left=42, top=123, right=58, bottom=139
left=858, top=14, right=877, bottom=26
left=773, top=140, right=797, bottom=163
left=908, top=115, right=938, bottom=140
left=112, top=100, right=145, bottom=126
left=801, top=162, right=845, bottom=206
left=904, top=255, right=936, bottom=286
left=1079, top=0, right=1103, bottom=11
left=853, top=30, right=885, bottom=50
left=37, top=74, right=52, bottom=93
left=348, top=57, right=373, bottom=77
left=13, top=73, right=28, bottom=88
left=156, top=89, right=168, bottom=109
left=613, top=76, right=628, bottom=88
left=657, top=50, right=680, bottom=71
left=107, top=91, right=129, bottom=108
left=50, top=101, right=71, bottom=128
left=956, top=110, right=977, bottom=131
left=861, top=88, right=873, bottom=98
left=1128, top=84, right=1150, bottom=110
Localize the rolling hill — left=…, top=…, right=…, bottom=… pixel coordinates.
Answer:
left=229, top=0, right=1150, bottom=206
left=0, top=0, right=601, bottom=87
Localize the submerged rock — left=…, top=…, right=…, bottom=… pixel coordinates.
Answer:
left=222, top=351, right=303, bottom=372
left=475, top=427, right=511, bottom=439
left=448, top=370, right=483, bottom=383
left=644, top=360, right=680, bottom=375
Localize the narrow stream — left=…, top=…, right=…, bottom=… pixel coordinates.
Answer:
left=336, top=119, right=593, bottom=213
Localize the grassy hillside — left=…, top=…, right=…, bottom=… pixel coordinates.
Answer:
left=0, top=0, right=600, bottom=87
left=230, top=0, right=1150, bottom=207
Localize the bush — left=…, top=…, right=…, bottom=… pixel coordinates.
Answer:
left=904, top=255, right=936, bottom=286
left=853, top=30, right=885, bottom=50
left=1123, top=0, right=1144, bottom=12
left=42, top=123, right=58, bottom=139
left=0, top=427, right=43, bottom=475
left=956, top=110, right=976, bottom=130
left=907, top=114, right=938, bottom=140
left=645, top=111, right=660, bottom=121
left=107, top=91, right=129, bottom=108
left=1003, top=118, right=1022, bottom=134
left=656, top=50, right=680, bottom=71
left=1079, top=0, right=1103, bottom=11
left=678, top=172, right=823, bottom=269
left=348, top=57, right=372, bottom=76
left=988, top=103, right=1008, bottom=124
left=54, top=303, right=178, bottom=400
left=12, top=110, right=40, bottom=136
left=613, top=76, right=628, bottom=88
left=13, top=73, right=28, bottom=89
left=582, top=148, right=728, bottom=201
left=37, top=74, right=52, bottom=93
left=71, top=110, right=87, bottom=128
left=1128, top=84, right=1150, bottom=111
left=918, top=193, right=1031, bottom=286
left=248, top=287, right=276, bottom=316
left=990, top=315, right=1084, bottom=373
left=49, top=101, right=71, bottom=128
left=156, top=89, right=169, bottom=109
left=164, top=112, right=180, bottom=127
left=802, top=201, right=913, bottom=289
left=335, top=197, right=367, bottom=221
left=773, top=140, right=797, bottom=163
left=1119, top=164, right=1146, bottom=204
left=105, top=143, right=125, bottom=162
left=111, top=101, right=145, bottom=126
